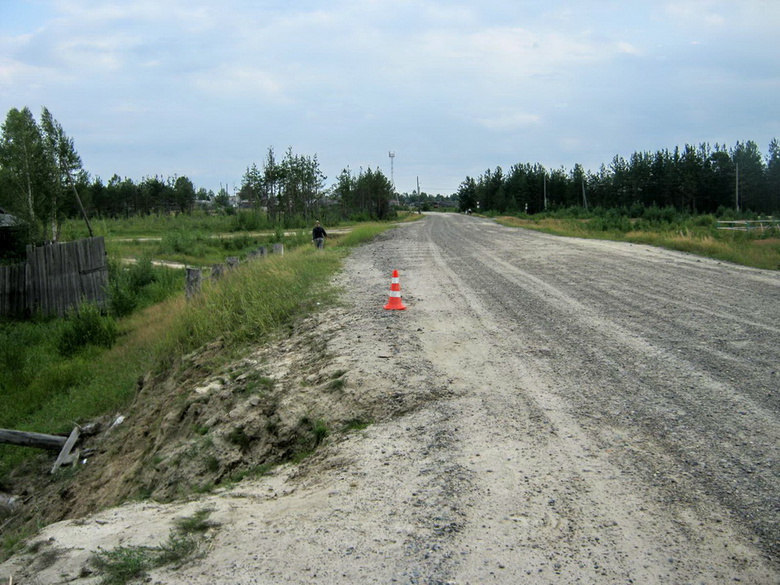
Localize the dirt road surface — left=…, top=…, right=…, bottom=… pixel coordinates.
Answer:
left=3, top=213, right=779, bottom=584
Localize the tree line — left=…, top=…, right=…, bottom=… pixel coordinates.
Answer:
left=4, top=105, right=778, bottom=249
left=457, top=140, right=780, bottom=216
left=237, top=147, right=396, bottom=224
left=0, top=107, right=398, bottom=246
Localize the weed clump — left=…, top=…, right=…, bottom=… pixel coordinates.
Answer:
left=91, top=509, right=218, bottom=584
left=58, top=303, right=118, bottom=357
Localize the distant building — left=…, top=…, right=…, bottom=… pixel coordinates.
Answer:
left=0, top=208, right=29, bottom=262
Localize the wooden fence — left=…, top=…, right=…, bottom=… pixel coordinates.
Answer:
left=185, top=243, right=284, bottom=299
left=0, top=237, right=108, bottom=317
left=716, top=219, right=780, bottom=231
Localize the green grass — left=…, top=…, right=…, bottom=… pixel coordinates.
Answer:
left=497, top=216, right=780, bottom=270
left=62, top=210, right=366, bottom=241
left=90, top=508, right=217, bottom=584
left=343, top=418, right=372, bottom=432
left=173, top=508, right=220, bottom=534
left=158, top=247, right=341, bottom=360
left=103, top=230, right=313, bottom=267
left=0, top=221, right=394, bottom=478
left=62, top=211, right=250, bottom=240
left=225, top=462, right=275, bottom=484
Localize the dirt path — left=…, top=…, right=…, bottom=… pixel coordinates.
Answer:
left=3, top=213, right=779, bottom=584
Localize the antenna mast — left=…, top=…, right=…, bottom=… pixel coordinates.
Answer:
left=389, top=151, right=400, bottom=207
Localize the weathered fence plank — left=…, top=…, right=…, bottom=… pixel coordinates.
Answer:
left=50, top=427, right=81, bottom=473
left=0, top=429, right=68, bottom=451
left=0, top=237, right=107, bottom=317
left=0, top=263, right=26, bottom=316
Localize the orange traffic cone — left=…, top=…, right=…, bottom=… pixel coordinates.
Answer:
left=384, top=269, right=407, bottom=310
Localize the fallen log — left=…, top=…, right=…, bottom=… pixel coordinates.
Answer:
left=0, top=429, right=68, bottom=451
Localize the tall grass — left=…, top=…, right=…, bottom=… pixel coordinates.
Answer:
left=0, top=222, right=393, bottom=476
left=498, top=211, right=780, bottom=271
left=159, top=249, right=340, bottom=362
left=102, top=229, right=315, bottom=267
left=62, top=212, right=242, bottom=240
left=61, top=210, right=333, bottom=241
left=157, top=225, right=391, bottom=361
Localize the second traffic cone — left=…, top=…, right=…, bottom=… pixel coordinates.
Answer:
left=384, top=269, right=406, bottom=310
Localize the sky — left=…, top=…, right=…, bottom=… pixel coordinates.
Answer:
left=1, top=0, right=778, bottom=196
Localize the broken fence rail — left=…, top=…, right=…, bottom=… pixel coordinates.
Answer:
left=0, top=427, right=83, bottom=474
left=716, top=219, right=780, bottom=231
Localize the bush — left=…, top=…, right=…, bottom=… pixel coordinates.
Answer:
left=108, top=272, right=137, bottom=318
left=230, top=211, right=272, bottom=232
left=107, top=256, right=181, bottom=317
left=58, top=303, right=118, bottom=357
left=219, top=234, right=255, bottom=251
left=107, top=257, right=157, bottom=318
left=128, top=255, right=156, bottom=289
left=158, top=231, right=208, bottom=258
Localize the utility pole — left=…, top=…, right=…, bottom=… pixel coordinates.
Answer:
left=416, top=176, right=420, bottom=212
left=735, top=162, right=740, bottom=212
left=67, top=173, right=93, bottom=238
left=543, top=173, right=548, bottom=210
left=582, top=178, right=589, bottom=212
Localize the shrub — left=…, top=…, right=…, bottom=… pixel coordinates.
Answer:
left=107, top=256, right=180, bottom=317
left=127, top=255, right=156, bottom=289
left=230, top=211, right=271, bottom=232
left=107, top=256, right=157, bottom=318
left=108, top=278, right=137, bottom=317
left=219, top=234, right=255, bottom=251
left=58, top=303, right=118, bottom=357
left=159, top=231, right=207, bottom=257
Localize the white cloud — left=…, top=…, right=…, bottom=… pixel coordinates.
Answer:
left=191, top=65, right=287, bottom=101
left=476, top=111, right=541, bottom=131
left=1, top=0, right=777, bottom=194
left=616, top=41, right=642, bottom=56
left=664, top=2, right=725, bottom=27
left=107, top=101, right=151, bottom=115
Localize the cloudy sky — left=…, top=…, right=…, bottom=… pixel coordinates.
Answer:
left=1, top=0, right=778, bottom=196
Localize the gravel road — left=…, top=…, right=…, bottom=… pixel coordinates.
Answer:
left=3, top=212, right=779, bottom=584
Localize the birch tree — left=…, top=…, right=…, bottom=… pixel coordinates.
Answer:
left=40, top=107, right=85, bottom=239
left=0, top=107, right=48, bottom=238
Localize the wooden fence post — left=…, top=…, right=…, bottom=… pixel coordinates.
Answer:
left=211, top=264, right=225, bottom=280
left=272, top=243, right=284, bottom=255
left=186, top=268, right=202, bottom=299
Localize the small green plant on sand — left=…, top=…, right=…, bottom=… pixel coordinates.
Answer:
left=91, top=508, right=218, bottom=584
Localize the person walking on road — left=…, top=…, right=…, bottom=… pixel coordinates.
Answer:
left=312, top=221, right=327, bottom=249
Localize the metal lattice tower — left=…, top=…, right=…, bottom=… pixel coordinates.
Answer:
left=388, top=151, right=395, bottom=187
